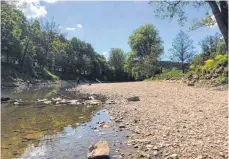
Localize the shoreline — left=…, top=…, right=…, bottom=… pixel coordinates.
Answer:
left=80, top=81, right=228, bottom=159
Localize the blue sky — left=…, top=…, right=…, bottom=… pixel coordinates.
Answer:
left=21, top=1, right=220, bottom=60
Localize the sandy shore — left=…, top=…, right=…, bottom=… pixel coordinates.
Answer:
left=80, top=81, right=228, bottom=159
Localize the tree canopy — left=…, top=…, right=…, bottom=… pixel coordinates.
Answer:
left=169, top=30, right=195, bottom=73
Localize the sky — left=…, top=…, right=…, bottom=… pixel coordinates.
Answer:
left=18, top=0, right=220, bottom=60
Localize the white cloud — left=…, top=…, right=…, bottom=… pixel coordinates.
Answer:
left=102, top=52, right=108, bottom=56
left=76, top=24, right=83, bottom=28
left=66, top=27, right=76, bottom=31
left=13, top=0, right=47, bottom=18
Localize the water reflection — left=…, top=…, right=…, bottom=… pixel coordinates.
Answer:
left=19, top=110, right=129, bottom=159
left=1, top=84, right=128, bottom=159
left=1, top=85, right=101, bottom=159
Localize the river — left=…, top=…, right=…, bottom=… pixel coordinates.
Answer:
left=1, top=82, right=129, bottom=159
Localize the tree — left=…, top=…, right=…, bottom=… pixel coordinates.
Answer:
left=109, top=48, right=126, bottom=81
left=150, top=1, right=228, bottom=49
left=129, top=24, right=163, bottom=58
left=169, top=30, right=195, bottom=73
left=128, top=24, right=163, bottom=78
left=199, top=33, right=227, bottom=61
left=109, top=48, right=125, bottom=71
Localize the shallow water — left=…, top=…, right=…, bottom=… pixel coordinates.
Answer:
left=1, top=83, right=129, bottom=159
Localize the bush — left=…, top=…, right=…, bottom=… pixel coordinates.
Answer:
left=146, top=68, right=182, bottom=81
left=214, top=54, right=227, bottom=66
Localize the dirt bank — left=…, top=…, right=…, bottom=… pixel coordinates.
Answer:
left=80, top=81, right=228, bottom=159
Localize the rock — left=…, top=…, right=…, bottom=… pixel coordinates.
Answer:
left=105, top=100, right=117, bottom=104
left=37, top=99, right=48, bottom=102
left=43, top=101, right=52, bottom=104
left=1, top=96, right=10, bottom=102
left=69, top=100, right=78, bottom=105
left=88, top=100, right=102, bottom=105
left=146, top=144, right=153, bottom=149
left=187, top=82, right=194, bottom=86
left=215, top=66, right=224, bottom=74
left=14, top=102, right=20, bottom=105
left=165, top=154, right=179, bottom=159
left=195, top=155, right=203, bottom=159
left=205, top=74, right=212, bottom=79
left=89, top=96, right=95, bottom=100
left=127, top=96, right=140, bottom=102
left=51, top=97, right=62, bottom=102
left=102, top=124, right=110, bottom=128
left=88, top=140, right=110, bottom=159
left=119, top=124, right=125, bottom=129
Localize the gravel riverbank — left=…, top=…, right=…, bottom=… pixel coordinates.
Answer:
left=80, top=81, right=228, bottom=159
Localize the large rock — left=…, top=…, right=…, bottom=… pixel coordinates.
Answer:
left=127, top=96, right=140, bottom=102
left=88, top=140, right=110, bottom=159
left=87, top=100, right=102, bottom=105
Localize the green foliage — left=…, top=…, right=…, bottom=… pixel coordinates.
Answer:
left=201, top=59, right=215, bottom=71
left=146, top=68, right=182, bottom=81
left=129, top=24, right=163, bottom=58
left=187, top=53, right=228, bottom=84
left=1, top=2, right=122, bottom=81
left=127, top=24, right=163, bottom=79
left=109, top=48, right=125, bottom=71
left=46, top=71, right=60, bottom=81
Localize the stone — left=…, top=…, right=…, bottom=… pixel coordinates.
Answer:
left=51, top=97, right=62, bottom=102
left=119, top=124, right=125, bottom=129
left=187, top=82, right=194, bottom=86
left=102, top=124, right=110, bottom=128
left=14, top=102, right=19, bottom=105
left=69, top=100, right=78, bottom=105
left=165, top=154, right=179, bottom=159
left=215, top=66, right=224, bottom=74
left=37, top=99, right=48, bottom=102
left=146, top=144, right=153, bottom=149
left=195, top=155, right=203, bottom=159
left=127, top=96, right=140, bottom=102
left=88, top=140, right=110, bottom=159
left=105, top=100, right=117, bottom=104
left=89, top=96, right=95, bottom=100
left=88, top=100, right=102, bottom=105
left=43, top=101, right=52, bottom=104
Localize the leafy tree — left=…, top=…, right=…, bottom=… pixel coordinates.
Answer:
left=169, top=30, right=195, bottom=73
left=129, top=24, right=163, bottom=58
left=150, top=1, right=228, bottom=49
left=199, top=33, right=227, bottom=61
left=108, top=48, right=126, bottom=81
left=128, top=24, right=163, bottom=78
left=109, top=48, right=125, bottom=71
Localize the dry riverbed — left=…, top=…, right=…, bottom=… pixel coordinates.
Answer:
left=80, top=81, right=228, bottom=159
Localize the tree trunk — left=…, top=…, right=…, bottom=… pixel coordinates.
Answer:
left=20, top=40, right=30, bottom=71
left=208, top=1, right=228, bottom=49
left=181, top=62, right=185, bottom=74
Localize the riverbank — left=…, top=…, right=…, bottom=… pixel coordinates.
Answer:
left=80, top=81, right=228, bottom=159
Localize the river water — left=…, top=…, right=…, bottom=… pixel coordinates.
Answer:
left=1, top=82, right=129, bottom=159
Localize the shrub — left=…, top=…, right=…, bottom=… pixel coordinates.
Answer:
left=201, top=59, right=215, bottom=71
left=146, top=68, right=183, bottom=81
left=214, top=54, right=227, bottom=66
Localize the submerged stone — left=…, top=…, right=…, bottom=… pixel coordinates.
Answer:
left=88, top=140, right=110, bottom=159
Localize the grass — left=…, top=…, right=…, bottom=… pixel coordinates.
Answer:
left=145, top=68, right=183, bottom=81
